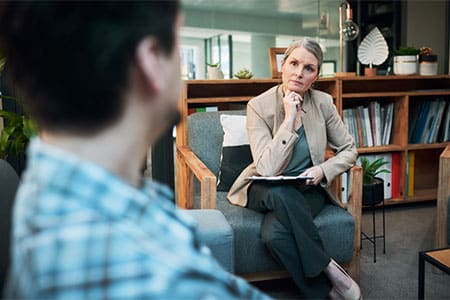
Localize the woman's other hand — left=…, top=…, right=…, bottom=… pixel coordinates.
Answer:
left=300, top=166, right=324, bottom=185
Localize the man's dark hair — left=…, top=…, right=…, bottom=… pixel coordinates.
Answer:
left=0, top=1, right=179, bottom=134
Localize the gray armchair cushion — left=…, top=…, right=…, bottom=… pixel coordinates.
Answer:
left=0, top=159, right=20, bottom=293
left=215, top=192, right=354, bottom=274
left=184, top=209, right=234, bottom=273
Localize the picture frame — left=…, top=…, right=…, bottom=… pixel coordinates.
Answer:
left=268, top=47, right=286, bottom=79
left=321, top=60, right=336, bottom=77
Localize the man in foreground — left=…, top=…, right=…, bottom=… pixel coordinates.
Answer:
left=0, top=1, right=269, bottom=298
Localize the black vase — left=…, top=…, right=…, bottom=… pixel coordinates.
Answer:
left=363, top=177, right=384, bottom=206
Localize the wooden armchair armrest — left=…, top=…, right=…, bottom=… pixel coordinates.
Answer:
left=176, top=145, right=217, bottom=209
left=343, top=165, right=362, bottom=281
left=436, top=145, right=450, bottom=248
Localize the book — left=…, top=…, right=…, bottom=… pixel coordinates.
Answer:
left=363, top=106, right=373, bottom=147
left=411, top=101, right=431, bottom=144
left=421, top=100, right=438, bottom=144
left=407, top=152, right=415, bottom=197
left=354, top=107, right=364, bottom=147
left=349, top=108, right=360, bottom=147
left=341, top=172, right=348, bottom=204
left=368, top=102, right=377, bottom=146
left=391, top=152, right=401, bottom=198
left=247, top=175, right=314, bottom=181
left=382, top=102, right=394, bottom=145
left=190, top=106, right=219, bottom=115
left=377, top=153, right=392, bottom=199
left=408, top=100, right=421, bottom=142
left=368, top=101, right=382, bottom=146
left=442, top=102, right=450, bottom=142
left=343, top=108, right=358, bottom=147
left=374, top=101, right=382, bottom=146
left=427, top=99, right=446, bottom=143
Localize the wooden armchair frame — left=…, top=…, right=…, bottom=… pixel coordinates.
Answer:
left=435, top=145, right=450, bottom=248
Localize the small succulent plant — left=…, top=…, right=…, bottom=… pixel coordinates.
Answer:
left=234, top=68, right=253, bottom=79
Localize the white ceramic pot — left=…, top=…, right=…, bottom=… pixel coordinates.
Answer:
left=393, top=55, right=417, bottom=75
left=207, top=66, right=224, bottom=80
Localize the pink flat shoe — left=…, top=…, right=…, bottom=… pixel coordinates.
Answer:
left=330, top=259, right=362, bottom=300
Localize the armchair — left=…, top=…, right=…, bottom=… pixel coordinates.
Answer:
left=0, top=159, right=20, bottom=294
left=435, top=145, right=450, bottom=248
left=176, top=110, right=363, bottom=282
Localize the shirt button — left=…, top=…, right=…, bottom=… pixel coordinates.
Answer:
left=282, top=140, right=286, bottom=145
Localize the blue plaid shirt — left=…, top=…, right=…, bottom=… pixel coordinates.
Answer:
left=7, top=138, right=270, bottom=299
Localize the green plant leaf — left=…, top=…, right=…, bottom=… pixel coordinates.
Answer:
left=0, top=57, right=5, bottom=74
left=393, top=47, right=420, bottom=56
left=361, top=157, right=391, bottom=184
left=22, top=117, right=38, bottom=139
left=0, top=97, right=38, bottom=158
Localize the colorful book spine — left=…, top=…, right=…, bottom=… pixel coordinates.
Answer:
left=391, top=152, right=401, bottom=198
left=407, top=152, right=415, bottom=197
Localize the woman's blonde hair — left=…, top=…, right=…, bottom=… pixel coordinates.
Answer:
left=283, top=38, right=323, bottom=74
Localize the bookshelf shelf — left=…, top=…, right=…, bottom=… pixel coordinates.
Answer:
left=177, top=76, right=450, bottom=207
left=357, top=145, right=404, bottom=154
left=408, top=143, right=449, bottom=150
left=187, top=97, right=251, bottom=104
left=342, top=92, right=409, bottom=98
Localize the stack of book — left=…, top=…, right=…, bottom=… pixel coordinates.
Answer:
left=409, top=98, right=450, bottom=144
left=343, top=101, right=395, bottom=147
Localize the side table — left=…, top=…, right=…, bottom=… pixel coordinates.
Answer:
left=418, top=247, right=450, bottom=299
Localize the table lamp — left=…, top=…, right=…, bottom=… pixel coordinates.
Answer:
left=338, top=0, right=360, bottom=75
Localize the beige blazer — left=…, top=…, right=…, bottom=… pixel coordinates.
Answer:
left=227, top=85, right=358, bottom=207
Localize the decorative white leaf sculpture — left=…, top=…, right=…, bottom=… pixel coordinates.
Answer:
left=357, top=27, right=389, bottom=67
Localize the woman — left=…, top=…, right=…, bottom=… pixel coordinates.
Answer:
left=227, top=38, right=361, bottom=300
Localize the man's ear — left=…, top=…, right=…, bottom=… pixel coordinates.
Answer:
left=135, top=37, right=164, bottom=94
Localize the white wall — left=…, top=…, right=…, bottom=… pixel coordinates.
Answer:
left=405, top=0, right=448, bottom=74
left=232, top=41, right=251, bottom=78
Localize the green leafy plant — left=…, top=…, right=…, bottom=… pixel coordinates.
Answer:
left=0, top=99, right=38, bottom=160
left=393, top=47, right=420, bottom=56
left=0, top=52, right=38, bottom=159
left=234, top=68, right=253, bottom=79
left=0, top=48, right=5, bottom=74
left=360, top=157, right=391, bottom=185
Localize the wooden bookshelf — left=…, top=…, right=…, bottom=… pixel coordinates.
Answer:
left=340, top=75, right=450, bottom=205
left=176, top=76, right=450, bottom=206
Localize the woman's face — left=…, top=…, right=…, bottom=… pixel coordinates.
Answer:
left=281, top=46, right=319, bottom=96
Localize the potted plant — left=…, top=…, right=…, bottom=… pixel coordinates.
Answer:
left=206, top=62, right=224, bottom=80
left=0, top=103, right=37, bottom=161
left=234, top=68, right=253, bottom=79
left=0, top=52, right=38, bottom=171
left=361, top=156, right=391, bottom=206
left=393, top=47, right=420, bottom=75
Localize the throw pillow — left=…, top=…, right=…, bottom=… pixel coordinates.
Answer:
left=217, top=114, right=253, bottom=192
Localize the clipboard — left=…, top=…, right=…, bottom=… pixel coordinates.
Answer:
left=247, top=175, right=314, bottom=181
